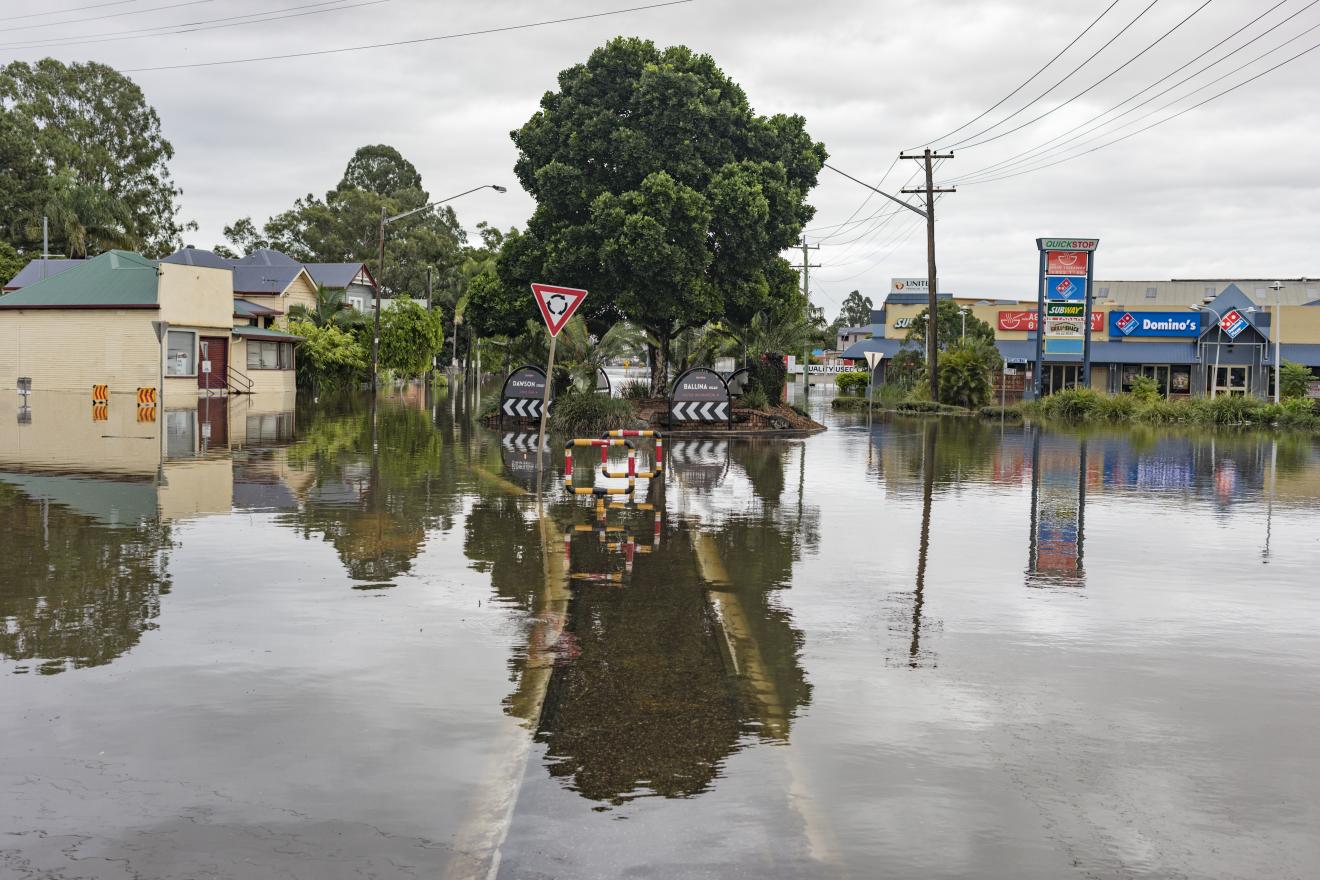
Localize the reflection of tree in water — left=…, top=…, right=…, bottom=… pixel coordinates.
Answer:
left=730, top=441, right=788, bottom=503
left=284, top=395, right=462, bottom=584
left=0, top=483, right=172, bottom=674
left=536, top=532, right=743, bottom=803
left=462, top=494, right=545, bottom=611
left=532, top=514, right=811, bottom=804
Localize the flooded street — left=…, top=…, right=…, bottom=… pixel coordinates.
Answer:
left=3, top=387, right=1320, bottom=879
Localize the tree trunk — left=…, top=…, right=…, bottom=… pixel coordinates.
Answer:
left=647, top=335, right=669, bottom=397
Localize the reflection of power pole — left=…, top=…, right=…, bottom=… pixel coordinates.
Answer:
left=792, top=237, right=820, bottom=400
left=911, top=421, right=937, bottom=667
left=899, top=149, right=955, bottom=402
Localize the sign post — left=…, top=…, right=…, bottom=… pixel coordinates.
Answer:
left=530, top=283, right=588, bottom=460
left=1034, top=238, right=1099, bottom=398
left=865, top=350, right=883, bottom=420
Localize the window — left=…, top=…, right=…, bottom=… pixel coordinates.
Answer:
left=1145, top=287, right=1158, bottom=299
left=1204, top=287, right=1216, bottom=297
left=166, top=330, right=196, bottom=376
left=247, top=340, right=294, bottom=370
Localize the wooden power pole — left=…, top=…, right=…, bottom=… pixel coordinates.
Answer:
left=793, top=237, right=820, bottom=400
left=900, top=149, right=955, bottom=402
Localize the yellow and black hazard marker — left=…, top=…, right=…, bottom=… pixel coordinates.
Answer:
left=136, top=387, right=158, bottom=406
left=91, top=384, right=109, bottom=403
left=136, top=405, right=157, bottom=422
left=92, top=402, right=109, bottom=421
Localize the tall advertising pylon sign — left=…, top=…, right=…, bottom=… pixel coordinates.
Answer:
left=1034, top=238, right=1099, bottom=399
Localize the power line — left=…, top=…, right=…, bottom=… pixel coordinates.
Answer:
left=909, top=0, right=1122, bottom=150
left=119, top=0, right=696, bottom=72
left=0, top=0, right=210, bottom=34
left=0, top=0, right=388, bottom=51
left=942, top=0, right=1166, bottom=150
left=8, top=1, right=135, bottom=21
left=953, top=0, right=1215, bottom=151
left=954, top=33, right=1320, bottom=187
left=806, top=156, right=898, bottom=242
left=948, top=0, right=1302, bottom=184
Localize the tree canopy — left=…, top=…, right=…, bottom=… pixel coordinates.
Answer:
left=218, top=144, right=465, bottom=301
left=0, top=58, right=190, bottom=258
left=485, top=37, right=826, bottom=391
left=904, top=300, right=996, bottom=351
left=837, top=290, right=874, bottom=327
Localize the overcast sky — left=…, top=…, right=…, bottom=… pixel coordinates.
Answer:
left=7, top=0, right=1320, bottom=313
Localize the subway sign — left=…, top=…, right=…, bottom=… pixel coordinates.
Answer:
left=1110, top=311, right=1202, bottom=338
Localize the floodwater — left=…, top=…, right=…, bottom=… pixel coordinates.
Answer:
left=3, top=386, right=1319, bottom=879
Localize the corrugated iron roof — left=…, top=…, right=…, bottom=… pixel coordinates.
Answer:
left=3, top=258, right=84, bottom=290
left=0, top=251, right=158, bottom=309
left=231, top=325, right=303, bottom=341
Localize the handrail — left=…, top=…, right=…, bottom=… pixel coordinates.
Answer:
left=228, top=363, right=254, bottom=395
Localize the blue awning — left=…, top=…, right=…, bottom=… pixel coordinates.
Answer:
left=1267, top=344, right=1320, bottom=366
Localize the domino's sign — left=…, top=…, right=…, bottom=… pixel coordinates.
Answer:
left=1109, top=311, right=1202, bottom=338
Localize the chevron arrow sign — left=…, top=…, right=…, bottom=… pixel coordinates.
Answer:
left=502, top=398, right=544, bottom=418
left=501, top=433, right=550, bottom=452
left=670, top=401, right=728, bottom=422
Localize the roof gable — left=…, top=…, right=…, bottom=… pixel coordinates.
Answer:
left=162, top=246, right=234, bottom=269
left=0, top=251, right=158, bottom=309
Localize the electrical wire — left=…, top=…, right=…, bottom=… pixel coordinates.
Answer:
left=942, top=0, right=1166, bottom=150
left=952, top=0, right=1214, bottom=151
left=947, top=0, right=1302, bottom=184
left=806, top=156, right=898, bottom=242
left=0, top=0, right=210, bottom=34
left=118, top=0, right=696, bottom=72
left=954, top=33, right=1320, bottom=187
left=909, top=0, right=1122, bottom=150
left=8, top=1, right=134, bottom=21
left=0, top=0, right=388, bottom=51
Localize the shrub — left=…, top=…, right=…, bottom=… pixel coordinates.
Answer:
left=1190, top=394, right=1263, bottom=425
left=1035, top=387, right=1103, bottom=421
left=1094, top=393, right=1137, bottom=422
left=979, top=404, right=1023, bottom=420
left=550, top=390, right=639, bottom=435
left=937, top=343, right=994, bottom=408
left=741, top=384, right=769, bottom=410
left=876, top=382, right=908, bottom=406
left=1128, top=375, right=1162, bottom=403
left=897, top=400, right=966, bottom=414
left=749, top=353, right=787, bottom=405
left=621, top=378, right=651, bottom=400
left=835, top=370, right=870, bottom=395
left=1280, top=362, right=1314, bottom=399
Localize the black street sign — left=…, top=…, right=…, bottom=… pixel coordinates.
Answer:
left=669, top=368, right=732, bottom=427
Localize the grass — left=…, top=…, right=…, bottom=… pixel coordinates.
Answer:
left=1022, top=388, right=1320, bottom=429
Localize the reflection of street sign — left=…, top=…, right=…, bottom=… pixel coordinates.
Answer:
left=530, top=282, right=588, bottom=337
left=1220, top=309, right=1249, bottom=339
left=1046, top=251, right=1088, bottom=276
left=865, top=351, right=884, bottom=371
left=1046, top=276, right=1086, bottom=301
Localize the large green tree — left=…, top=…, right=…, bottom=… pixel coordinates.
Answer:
left=219, top=145, right=464, bottom=301
left=0, top=59, right=190, bottom=257
left=838, top=290, right=873, bottom=327
left=379, top=295, right=444, bottom=378
left=904, top=300, right=996, bottom=350
left=493, top=37, right=826, bottom=392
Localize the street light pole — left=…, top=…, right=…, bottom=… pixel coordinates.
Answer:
left=959, top=305, right=968, bottom=342
left=1270, top=281, right=1284, bottom=403
left=1192, top=305, right=1224, bottom=398
left=371, top=183, right=506, bottom=392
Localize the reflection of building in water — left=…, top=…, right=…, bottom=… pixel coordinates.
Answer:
left=473, top=441, right=813, bottom=806
left=1027, top=430, right=1088, bottom=587
left=0, top=392, right=307, bottom=674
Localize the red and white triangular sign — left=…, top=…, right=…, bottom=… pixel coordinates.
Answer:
left=531, top=282, right=588, bottom=337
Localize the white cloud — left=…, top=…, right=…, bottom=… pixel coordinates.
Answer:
left=10, top=0, right=1320, bottom=309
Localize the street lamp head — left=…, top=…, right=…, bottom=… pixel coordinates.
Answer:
left=492, top=185, right=508, bottom=193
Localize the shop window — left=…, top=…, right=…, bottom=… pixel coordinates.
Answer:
left=247, top=340, right=294, bottom=370
left=1169, top=366, right=1191, bottom=395
left=166, top=330, right=196, bottom=376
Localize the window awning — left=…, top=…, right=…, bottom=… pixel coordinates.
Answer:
left=231, top=325, right=303, bottom=342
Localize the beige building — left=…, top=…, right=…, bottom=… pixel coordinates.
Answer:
left=0, top=250, right=300, bottom=403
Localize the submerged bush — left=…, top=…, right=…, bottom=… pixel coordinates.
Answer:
left=621, top=378, right=651, bottom=400
left=835, top=370, right=869, bottom=395
left=550, top=390, right=639, bottom=435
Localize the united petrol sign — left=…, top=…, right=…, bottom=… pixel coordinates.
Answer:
left=999, top=310, right=1102, bottom=332
left=891, top=277, right=933, bottom=294
left=1110, top=311, right=1202, bottom=338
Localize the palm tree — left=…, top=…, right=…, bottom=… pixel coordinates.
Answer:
left=289, top=284, right=361, bottom=328
left=557, top=317, right=646, bottom=391
left=23, top=173, right=136, bottom=257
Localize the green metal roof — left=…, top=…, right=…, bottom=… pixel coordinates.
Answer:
left=0, top=250, right=158, bottom=309
left=231, top=325, right=303, bottom=341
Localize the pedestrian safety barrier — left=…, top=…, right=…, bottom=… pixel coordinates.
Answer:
left=600, top=429, right=664, bottom=478
left=563, top=437, right=636, bottom=495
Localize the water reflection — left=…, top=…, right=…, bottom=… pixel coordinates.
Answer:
left=474, top=439, right=814, bottom=806
left=1026, top=430, right=1088, bottom=588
